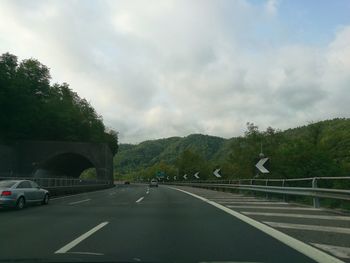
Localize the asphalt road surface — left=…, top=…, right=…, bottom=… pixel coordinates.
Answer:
left=0, top=184, right=346, bottom=263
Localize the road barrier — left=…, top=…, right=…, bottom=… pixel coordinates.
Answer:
left=165, top=176, right=350, bottom=208
left=0, top=176, right=113, bottom=196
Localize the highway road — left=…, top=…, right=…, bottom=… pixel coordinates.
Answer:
left=0, top=184, right=348, bottom=263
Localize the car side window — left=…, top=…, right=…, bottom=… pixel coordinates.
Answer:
left=30, top=181, right=39, bottom=188
left=17, top=182, right=25, bottom=189
left=24, top=181, right=32, bottom=188
left=17, top=181, right=32, bottom=189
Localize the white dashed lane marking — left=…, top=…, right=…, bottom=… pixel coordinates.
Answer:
left=136, top=197, right=144, bottom=203
left=55, top=222, right=109, bottom=254
left=69, top=199, right=91, bottom=205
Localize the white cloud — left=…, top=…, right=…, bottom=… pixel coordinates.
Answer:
left=265, top=0, right=279, bottom=16
left=0, top=0, right=349, bottom=143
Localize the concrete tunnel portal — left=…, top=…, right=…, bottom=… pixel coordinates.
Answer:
left=0, top=141, right=114, bottom=182
left=34, top=152, right=95, bottom=178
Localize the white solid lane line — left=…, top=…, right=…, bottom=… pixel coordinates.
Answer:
left=55, top=222, right=109, bottom=254
left=168, top=187, right=345, bottom=263
left=243, top=212, right=350, bottom=221
left=227, top=205, right=321, bottom=211
left=264, top=222, right=350, bottom=235
left=136, top=197, right=144, bottom=203
left=311, top=243, right=350, bottom=259
left=69, top=199, right=91, bottom=205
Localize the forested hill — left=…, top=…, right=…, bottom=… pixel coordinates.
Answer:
left=115, top=134, right=227, bottom=174
left=115, top=118, right=350, bottom=181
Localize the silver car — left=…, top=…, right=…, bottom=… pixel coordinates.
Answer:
left=0, top=180, right=50, bottom=209
left=149, top=178, right=158, bottom=187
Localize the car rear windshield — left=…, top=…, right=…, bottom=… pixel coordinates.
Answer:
left=0, top=181, right=16, bottom=188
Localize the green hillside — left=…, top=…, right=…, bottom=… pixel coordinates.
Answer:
left=114, top=118, right=350, bottom=182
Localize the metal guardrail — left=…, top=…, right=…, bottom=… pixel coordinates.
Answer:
left=166, top=177, right=350, bottom=208
left=0, top=176, right=111, bottom=188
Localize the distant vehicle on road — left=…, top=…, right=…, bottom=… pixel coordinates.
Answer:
left=0, top=180, right=50, bottom=209
left=149, top=178, right=158, bottom=187
left=124, top=181, right=130, bottom=185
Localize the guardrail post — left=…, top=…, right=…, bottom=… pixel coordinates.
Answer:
left=312, top=178, right=320, bottom=208
left=282, top=179, right=286, bottom=202
left=265, top=179, right=269, bottom=199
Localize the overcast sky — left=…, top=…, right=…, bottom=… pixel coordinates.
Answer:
left=1, top=0, right=350, bottom=143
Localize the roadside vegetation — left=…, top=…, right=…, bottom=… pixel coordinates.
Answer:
left=115, top=119, right=350, bottom=186
left=0, top=52, right=118, bottom=155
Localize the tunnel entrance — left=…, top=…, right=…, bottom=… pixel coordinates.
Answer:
left=34, top=152, right=95, bottom=178
left=80, top=168, right=97, bottom=180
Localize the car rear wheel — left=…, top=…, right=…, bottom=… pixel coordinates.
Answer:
left=16, top=197, right=25, bottom=210
left=42, top=194, right=49, bottom=205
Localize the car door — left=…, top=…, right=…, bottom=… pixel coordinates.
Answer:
left=16, top=181, right=35, bottom=202
left=30, top=181, right=43, bottom=200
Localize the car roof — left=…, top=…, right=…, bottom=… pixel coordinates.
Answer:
left=0, top=180, right=20, bottom=183
left=0, top=179, right=32, bottom=184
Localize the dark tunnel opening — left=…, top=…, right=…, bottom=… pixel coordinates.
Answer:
left=34, top=153, right=95, bottom=179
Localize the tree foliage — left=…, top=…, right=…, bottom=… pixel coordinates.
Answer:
left=0, top=53, right=118, bottom=155
left=115, top=119, right=350, bottom=182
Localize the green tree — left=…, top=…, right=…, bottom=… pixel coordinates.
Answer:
left=0, top=52, right=118, bottom=154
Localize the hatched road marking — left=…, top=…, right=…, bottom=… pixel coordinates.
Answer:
left=227, top=205, right=321, bottom=211
left=264, top=222, right=350, bottom=235
left=169, top=186, right=345, bottom=263
left=217, top=201, right=288, bottom=205
left=66, top=251, right=104, bottom=256
left=136, top=197, right=144, bottom=203
left=311, top=243, right=350, bottom=259
left=210, top=197, right=258, bottom=200
left=243, top=212, right=350, bottom=221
